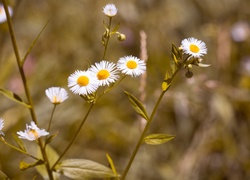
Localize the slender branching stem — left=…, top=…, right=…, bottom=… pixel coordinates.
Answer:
left=2, top=0, right=37, bottom=124
left=47, top=105, right=57, bottom=133
left=51, top=103, right=95, bottom=170
left=102, top=17, right=112, bottom=60
left=121, top=65, right=183, bottom=180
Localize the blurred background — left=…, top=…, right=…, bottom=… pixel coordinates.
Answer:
left=0, top=0, right=250, bottom=179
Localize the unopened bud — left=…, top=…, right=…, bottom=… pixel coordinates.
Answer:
left=118, top=34, right=126, bottom=41
left=187, top=64, right=192, bottom=69
left=185, top=70, right=193, bottom=78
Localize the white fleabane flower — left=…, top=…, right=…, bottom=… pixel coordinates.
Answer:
left=0, top=118, right=4, bottom=136
left=68, top=70, right=99, bottom=95
left=17, top=121, right=49, bottom=141
left=0, top=4, right=13, bottom=23
left=181, top=37, right=207, bottom=58
left=89, top=60, right=119, bottom=86
left=103, top=4, right=117, bottom=17
left=45, top=87, right=68, bottom=104
left=117, top=55, right=146, bottom=77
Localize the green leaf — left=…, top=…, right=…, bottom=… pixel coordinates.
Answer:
left=111, top=23, right=120, bottom=33
left=171, top=43, right=182, bottom=60
left=20, top=159, right=44, bottom=170
left=21, top=20, right=49, bottom=66
left=56, top=159, right=117, bottom=179
left=36, top=145, right=60, bottom=180
left=144, top=134, right=175, bottom=145
left=12, top=133, right=26, bottom=151
left=45, top=132, right=58, bottom=145
left=106, top=154, right=118, bottom=177
left=124, top=91, right=149, bottom=121
left=162, top=81, right=171, bottom=92
left=0, top=89, right=31, bottom=108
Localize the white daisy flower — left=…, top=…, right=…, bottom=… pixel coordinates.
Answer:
left=68, top=70, right=99, bottom=95
left=117, top=55, right=146, bottom=77
left=181, top=37, right=207, bottom=58
left=17, top=121, right=49, bottom=141
left=0, top=118, right=4, bottom=136
left=89, top=60, right=119, bottom=86
left=0, top=4, right=13, bottom=23
left=45, top=87, right=68, bottom=104
left=103, top=4, right=118, bottom=17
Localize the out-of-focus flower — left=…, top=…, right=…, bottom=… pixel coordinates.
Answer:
left=89, top=60, right=119, bottom=86
left=0, top=118, right=4, bottom=136
left=103, top=4, right=118, bottom=17
left=17, top=121, right=49, bottom=141
left=181, top=37, right=207, bottom=58
left=68, top=70, right=99, bottom=95
left=117, top=55, right=146, bottom=77
left=231, top=21, right=250, bottom=42
left=45, top=87, right=68, bottom=104
left=0, top=4, right=13, bottom=23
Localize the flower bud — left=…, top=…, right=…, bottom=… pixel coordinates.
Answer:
left=118, top=33, right=126, bottom=41
left=185, top=70, right=193, bottom=78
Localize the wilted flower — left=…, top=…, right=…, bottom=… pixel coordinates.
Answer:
left=117, top=55, right=146, bottom=77
left=89, top=60, right=119, bottom=86
left=17, top=121, right=49, bottom=141
left=181, top=37, right=207, bottom=58
left=103, top=4, right=118, bottom=17
left=0, top=4, right=13, bottom=23
left=45, top=87, right=68, bottom=104
left=0, top=118, right=4, bottom=136
left=68, top=70, right=99, bottom=95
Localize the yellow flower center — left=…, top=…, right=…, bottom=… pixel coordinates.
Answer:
left=190, top=44, right=200, bottom=53
left=53, top=96, right=61, bottom=104
left=126, top=60, right=137, bottom=69
left=28, top=129, right=39, bottom=139
left=77, top=76, right=89, bottom=86
left=97, top=69, right=110, bottom=80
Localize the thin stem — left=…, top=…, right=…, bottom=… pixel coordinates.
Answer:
left=47, top=105, right=57, bottom=133
left=102, top=17, right=112, bottom=60
left=2, top=0, right=37, bottom=123
left=121, top=65, right=183, bottom=180
left=51, top=103, right=95, bottom=170
left=37, top=139, right=54, bottom=180
left=1, top=138, right=41, bottom=161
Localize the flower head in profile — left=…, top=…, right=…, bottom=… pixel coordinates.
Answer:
left=68, top=70, right=99, bottom=95
left=89, top=60, right=119, bottom=86
left=0, top=4, right=13, bottom=23
left=45, top=87, right=68, bottom=104
left=0, top=118, right=4, bottom=136
left=103, top=4, right=118, bottom=17
left=17, top=121, right=49, bottom=141
left=117, top=55, right=146, bottom=77
left=181, top=37, right=207, bottom=58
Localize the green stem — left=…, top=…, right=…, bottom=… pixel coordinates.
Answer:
left=102, top=17, right=112, bottom=60
left=47, top=105, right=57, bottom=133
left=2, top=0, right=37, bottom=124
left=1, top=138, right=40, bottom=161
left=2, top=1, right=53, bottom=179
left=51, top=103, right=95, bottom=170
left=121, top=65, right=183, bottom=180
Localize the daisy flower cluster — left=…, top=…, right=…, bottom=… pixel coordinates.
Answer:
left=181, top=37, right=207, bottom=58
left=45, top=87, right=68, bottom=104
left=68, top=56, right=146, bottom=96
left=102, top=4, right=118, bottom=17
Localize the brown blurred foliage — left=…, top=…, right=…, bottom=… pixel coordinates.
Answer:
left=0, top=0, right=250, bottom=179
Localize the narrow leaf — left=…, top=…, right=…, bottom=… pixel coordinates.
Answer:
left=21, top=20, right=49, bottom=66
left=162, top=81, right=171, bottom=92
left=111, top=23, right=120, bottom=33
left=20, top=159, right=44, bottom=170
left=171, top=43, right=182, bottom=60
left=124, top=91, right=149, bottom=121
left=12, top=133, right=26, bottom=151
left=106, top=154, right=118, bottom=177
left=144, top=134, right=175, bottom=145
left=45, top=132, right=58, bottom=145
left=0, top=89, right=31, bottom=108
left=56, top=159, right=116, bottom=179
left=196, top=63, right=211, bottom=67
